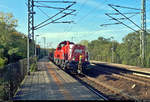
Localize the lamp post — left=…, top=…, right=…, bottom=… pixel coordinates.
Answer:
left=35, top=34, right=40, bottom=57
left=38, top=41, right=41, bottom=57
left=42, top=37, right=46, bottom=56
left=111, top=37, right=114, bottom=63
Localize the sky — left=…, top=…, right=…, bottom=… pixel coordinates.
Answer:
left=0, top=0, right=150, bottom=48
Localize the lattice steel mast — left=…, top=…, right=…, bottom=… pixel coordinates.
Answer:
left=27, top=0, right=35, bottom=75
left=141, top=0, right=146, bottom=66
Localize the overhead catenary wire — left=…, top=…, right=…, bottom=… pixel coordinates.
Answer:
left=78, top=0, right=87, bottom=10
left=36, top=6, right=50, bottom=18
left=34, top=9, right=76, bottom=30
left=63, top=0, right=87, bottom=36
left=107, top=12, right=140, bottom=15
left=109, top=4, right=141, bottom=10
left=63, top=0, right=90, bottom=34
left=36, top=3, right=76, bottom=19
left=65, top=1, right=104, bottom=42
left=109, top=14, right=137, bottom=21
left=105, top=13, right=139, bottom=33
left=64, top=0, right=109, bottom=41
left=34, top=2, right=76, bottom=30
left=100, top=22, right=121, bottom=27
left=35, top=2, right=76, bottom=11
left=75, top=0, right=109, bottom=24
left=34, top=1, right=76, bottom=4
left=108, top=4, right=143, bottom=31
left=101, top=14, right=138, bottom=27
left=34, top=5, right=67, bottom=10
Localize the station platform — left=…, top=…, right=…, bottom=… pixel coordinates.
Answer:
left=91, top=60, right=150, bottom=76
left=13, top=57, right=102, bottom=100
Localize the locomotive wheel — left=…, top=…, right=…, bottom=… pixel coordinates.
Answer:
left=62, top=65, right=65, bottom=70
left=55, top=59, right=58, bottom=65
left=77, top=69, right=81, bottom=74
left=62, top=63, right=67, bottom=71
left=78, top=63, right=82, bottom=74
left=82, top=67, right=86, bottom=74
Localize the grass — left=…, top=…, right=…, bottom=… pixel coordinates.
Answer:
left=30, top=63, right=37, bottom=72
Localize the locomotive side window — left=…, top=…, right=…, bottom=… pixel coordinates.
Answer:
left=74, top=49, right=82, bottom=53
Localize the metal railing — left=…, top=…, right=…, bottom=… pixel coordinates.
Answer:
left=0, top=57, right=37, bottom=100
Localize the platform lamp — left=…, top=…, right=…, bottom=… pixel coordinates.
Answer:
left=38, top=41, right=41, bottom=58
left=111, top=36, right=114, bottom=63
left=35, top=34, right=40, bottom=57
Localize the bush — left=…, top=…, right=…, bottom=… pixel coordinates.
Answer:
left=0, top=58, right=6, bottom=69
left=30, top=57, right=37, bottom=72
left=0, top=78, right=4, bottom=100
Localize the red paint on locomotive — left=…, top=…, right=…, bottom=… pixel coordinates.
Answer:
left=53, top=41, right=90, bottom=73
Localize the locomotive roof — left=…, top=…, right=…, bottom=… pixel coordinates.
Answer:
left=59, top=41, right=74, bottom=45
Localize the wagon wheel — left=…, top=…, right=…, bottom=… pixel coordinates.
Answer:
left=62, top=63, right=65, bottom=70
left=82, top=66, right=87, bottom=74
left=77, top=63, right=82, bottom=74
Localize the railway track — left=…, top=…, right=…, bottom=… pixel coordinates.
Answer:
left=73, top=74, right=109, bottom=100
left=72, top=63, right=150, bottom=100
left=87, top=63, right=150, bottom=99
left=67, top=71, right=133, bottom=100
left=92, top=62, right=150, bottom=77
left=93, top=63, right=150, bottom=86
left=72, top=73, right=137, bottom=100
left=54, top=61, right=150, bottom=100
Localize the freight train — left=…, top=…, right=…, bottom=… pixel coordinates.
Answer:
left=49, top=41, right=90, bottom=74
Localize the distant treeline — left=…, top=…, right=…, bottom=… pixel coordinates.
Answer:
left=79, top=31, right=150, bottom=68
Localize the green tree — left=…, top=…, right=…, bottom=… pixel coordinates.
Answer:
left=79, top=40, right=89, bottom=47
left=0, top=12, right=34, bottom=65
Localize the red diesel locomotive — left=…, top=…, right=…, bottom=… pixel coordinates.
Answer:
left=53, top=41, right=90, bottom=74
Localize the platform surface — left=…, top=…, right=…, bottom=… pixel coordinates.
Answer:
left=13, top=57, right=102, bottom=100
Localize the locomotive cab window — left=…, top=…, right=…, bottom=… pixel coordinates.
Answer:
left=60, top=44, right=65, bottom=48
